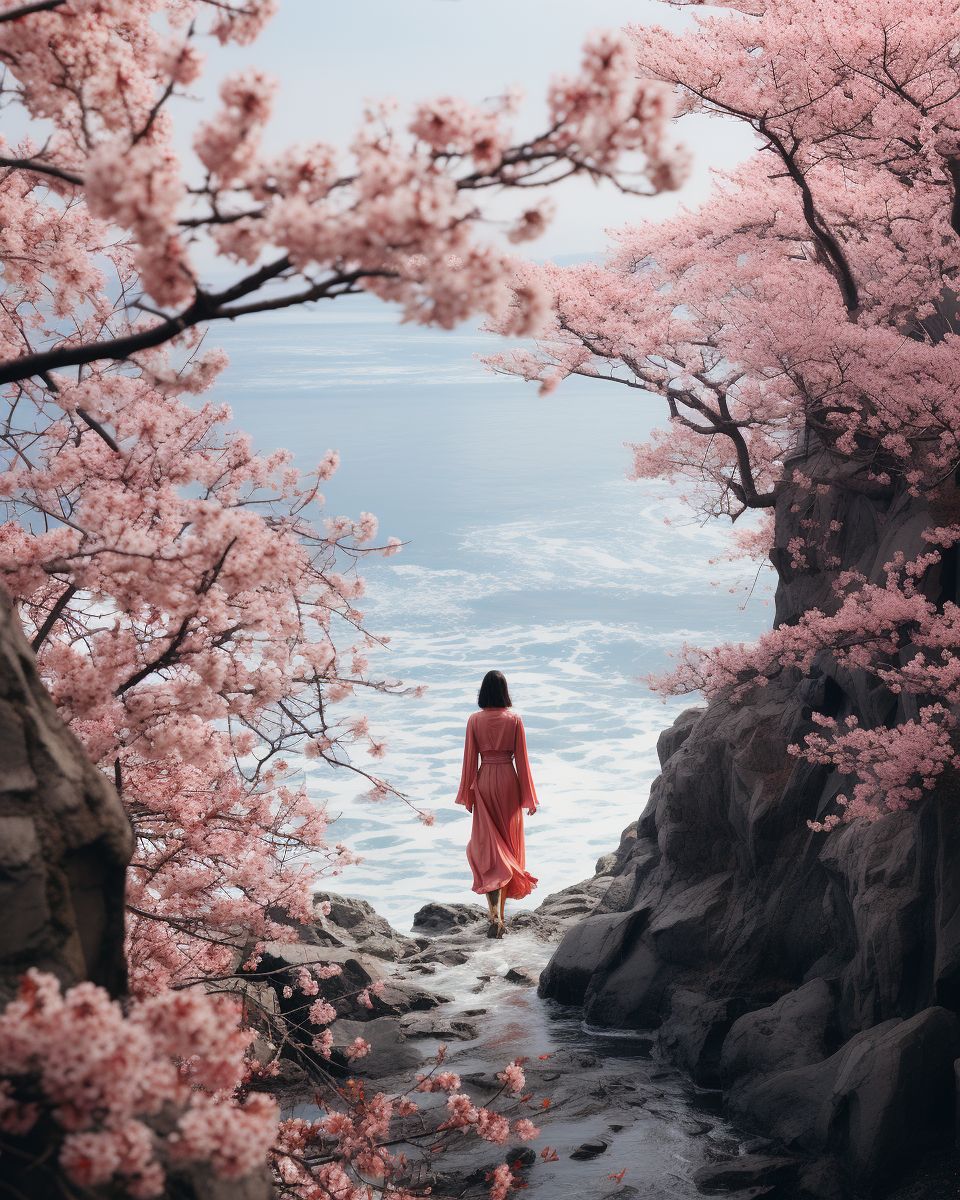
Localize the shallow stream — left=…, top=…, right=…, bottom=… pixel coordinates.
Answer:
left=408, top=930, right=744, bottom=1198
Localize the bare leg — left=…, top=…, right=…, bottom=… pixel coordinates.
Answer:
left=498, top=888, right=507, bottom=930
left=485, top=888, right=500, bottom=922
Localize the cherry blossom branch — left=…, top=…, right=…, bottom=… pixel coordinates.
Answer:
left=0, top=0, right=64, bottom=21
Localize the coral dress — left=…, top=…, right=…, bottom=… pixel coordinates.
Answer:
left=455, top=707, right=538, bottom=899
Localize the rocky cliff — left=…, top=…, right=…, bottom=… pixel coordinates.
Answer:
left=0, top=590, right=133, bottom=1002
left=540, top=453, right=960, bottom=1193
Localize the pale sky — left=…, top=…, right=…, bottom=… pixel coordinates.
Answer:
left=181, top=0, right=756, bottom=260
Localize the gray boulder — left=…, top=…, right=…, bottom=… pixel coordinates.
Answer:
left=534, top=874, right=613, bottom=925
left=412, top=901, right=488, bottom=933
left=328, top=1016, right=424, bottom=1079
left=314, top=890, right=419, bottom=959
left=400, top=1011, right=479, bottom=1040
left=722, top=979, right=838, bottom=1094
left=732, top=1008, right=959, bottom=1185
left=538, top=907, right=649, bottom=1008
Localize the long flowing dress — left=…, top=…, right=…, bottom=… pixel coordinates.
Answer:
left=455, top=706, right=538, bottom=899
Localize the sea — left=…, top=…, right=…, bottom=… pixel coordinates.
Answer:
left=211, top=301, right=774, bottom=933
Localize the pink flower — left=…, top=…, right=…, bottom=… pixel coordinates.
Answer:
left=513, top=1118, right=540, bottom=1141
left=344, top=1037, right=370, bottom=1062
left=488, top=1162, right=515, bottom=1200
left=497, top=1061, right=526, bottom=1095
left=308, top=999, right=337, bottom=1026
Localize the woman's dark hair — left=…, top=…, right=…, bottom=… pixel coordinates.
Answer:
left=477, top=669, right=512, bottom=709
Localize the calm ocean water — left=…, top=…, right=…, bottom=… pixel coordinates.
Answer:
left=212, top=303, right=773, bottom=931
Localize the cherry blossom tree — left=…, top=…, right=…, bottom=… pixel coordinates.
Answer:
left=493, top=0, right=960, bottom=827
left=0, top=1, right=686, bottom=1196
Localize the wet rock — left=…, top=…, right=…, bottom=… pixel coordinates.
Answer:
left=795, top=1158, right=846, bottom=1200
left=533, top=875, right=611, bottom=926
left=314, top=890, right=397, bottom=936
left=328, top=1016, right=423, bottom=1079
left=408, top=945, right=470, bottom=968
left=254, top=942, right=381, bottom=1006
left=504, top=1147, right=536, bottom=1169
left=412, top=901, right=488, bottom=933
left=538, top=908, right=648, bottom=1008
left=372, top=979, right=446, bottom=1018
left=399, top=1012, right=479, bottom=1040
left=569, top=1137, right=609, bottom=1160
left=246, top=933, right=451, bottom=1085
left=827, top=1007, right=958, bottom=1181
left=313, top=890, right=419, bottom=960
left=507, top=909, right=559, bottom=938
left=692, top=1154, right=801, bottom=1194
left=740, top=1139, right=777, bottom=1155
left=537, top=459, right=960, bottom=1188
left=657, top=988, right=757, bottom=1086
left=505, top=966, right=539, bottom=986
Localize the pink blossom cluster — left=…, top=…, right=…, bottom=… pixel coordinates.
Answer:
left=497, top=1060, right=526, bottom=1094
left=0, top=3, right=685, bottom=342
left=271, top=1045, right=544, bottom=1200
left=0, top=366, right=419, bottom=989
left=488, top=1163, right=516, bottom=1200
left=0, top=971, right=277, bottom=1197
left=800, top=707, right=955, bottom=829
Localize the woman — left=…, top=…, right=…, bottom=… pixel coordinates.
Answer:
left=455, top=669, right=538, bottom=937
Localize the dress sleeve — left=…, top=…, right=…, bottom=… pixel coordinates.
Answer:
left=514, top=714, right=539, bottom=815
left=455, top=716, right=478, bottom=812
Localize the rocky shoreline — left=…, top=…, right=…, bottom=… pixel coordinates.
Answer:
left=244, top=845, right=960, bottom=1200
left=240, top=878, right=780, bottom=1199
